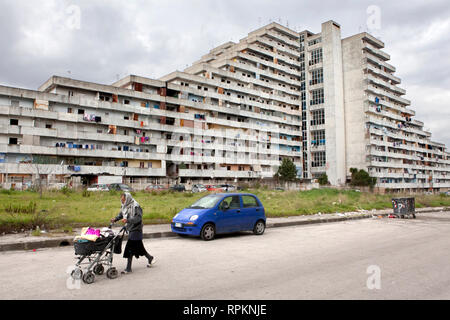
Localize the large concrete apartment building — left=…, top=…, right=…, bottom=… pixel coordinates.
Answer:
left=0, top=20, right=449, bottom=192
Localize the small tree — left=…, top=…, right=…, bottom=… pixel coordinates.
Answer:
left=274, top=158, right=298, bottom=182
left=349, top=168, right=377, bottom=189
left=318, top=173, right=329, bottom=186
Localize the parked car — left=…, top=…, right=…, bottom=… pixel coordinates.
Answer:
left=170, top=184, right=186, bottom=192
left=206, top=185, right=223, bottom=192
left=171, top=193, right=266, bottom=241
left=87, top=184, right=109, bottom=192
left=218, top=184, right=236, bottom=192
left=145, top=185, right=167, bottom=192
left=47, top=183, right=68, bottom=190
left=108, top=183, right=133, bottom=192
left=192, top=184, right=207, bottom=193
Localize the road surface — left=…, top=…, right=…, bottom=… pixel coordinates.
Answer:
left=0, top=211, right=449, bottom=299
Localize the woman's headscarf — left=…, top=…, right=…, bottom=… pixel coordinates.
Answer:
left=120, top=192, right=139, bottom=219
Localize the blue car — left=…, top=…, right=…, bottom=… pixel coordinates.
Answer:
left=171, top=193, right=266, bottom=241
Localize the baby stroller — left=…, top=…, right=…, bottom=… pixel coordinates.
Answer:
left=71, top=224, right=126, bottom=284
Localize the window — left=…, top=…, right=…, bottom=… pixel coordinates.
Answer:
left=311, top=151, right=326, bottom=167
left=221, top=196, right=241, bottom=210
left=78, top=109, right=85, bottom=115
left=9, top=137, right=18, bottom=145
left=310, top=68, right=323, bottom=85
left=308, top=37, right=322, bottom=46
left=311, top=130, right=326, bottom=146
left=242, top=195, right=258, bottom=208
left=310, top=89, right=324, bottom=106
left=10, top=119, right=19, bottom=126
left=311, top=109, right=325, bottom=126
left=11, top=100, right=20, bottom=107
left=67, top=108, right=73, bottom=113
left=310, top=48, right=323, bottom=65
left=45, top=124, right=52, bottom=129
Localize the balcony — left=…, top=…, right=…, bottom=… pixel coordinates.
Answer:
left=0, top=163, right=166, bottom=177
left=178, top=169, right=272, bottom=179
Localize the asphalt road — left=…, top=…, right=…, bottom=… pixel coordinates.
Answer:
left=0, top=211, right=449, bottom=300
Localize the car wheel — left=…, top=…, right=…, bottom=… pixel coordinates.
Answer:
left=253, top=220, right=265, bottom=235
left=201, top=223, right=215, bottom=241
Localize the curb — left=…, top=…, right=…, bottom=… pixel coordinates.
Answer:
left=0, top=208, right=448, bottom=252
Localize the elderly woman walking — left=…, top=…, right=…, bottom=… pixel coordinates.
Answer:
left=111, top=192, right=156, bottom=274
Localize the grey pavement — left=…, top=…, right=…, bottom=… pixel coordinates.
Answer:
left=0, top=206, right=448, bottom=252
left=1, top=210, right=450, bottom=299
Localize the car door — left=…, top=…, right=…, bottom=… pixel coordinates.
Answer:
left=215, top=196, right=242, bottom=233
left=241, top=195, right=261, bottom=230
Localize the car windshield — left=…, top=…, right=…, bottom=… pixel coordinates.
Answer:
left=189, top=194, right=223, bottom=209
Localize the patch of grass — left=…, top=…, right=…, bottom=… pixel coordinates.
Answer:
left=0, top=189, right=449, bottom=234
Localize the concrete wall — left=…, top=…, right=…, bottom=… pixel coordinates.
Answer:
left=321, top=21, right=346, bottom=185
left=342, top=34, right=368, bottom=175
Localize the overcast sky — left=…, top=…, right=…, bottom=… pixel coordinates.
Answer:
left=0, top=0, right=449, bottom=148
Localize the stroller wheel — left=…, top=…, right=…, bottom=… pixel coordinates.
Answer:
left=106, top=267, right=118, bottom=279
left=71, top=268, right=83, bottom=280
left=93, top=264, right=104, bottom=275
left=82, top=272, right=95, bottom=284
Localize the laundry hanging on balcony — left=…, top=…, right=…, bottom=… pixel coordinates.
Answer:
left=83, top=113, right=98, bottom=122
left=108, top=125, right=117, bottom=134
left=67, top=165, right=81, bottom=172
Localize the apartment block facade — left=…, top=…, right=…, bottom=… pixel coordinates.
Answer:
left=0, top=20, right=448, bottom=192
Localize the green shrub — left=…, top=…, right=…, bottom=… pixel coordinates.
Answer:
left=4, top=201, right=37, bottom=215
left=318, top=173, right=329, bottom=186
left=60, top=186, right=72, bottom=195
left=82, top=190, right=92, bottom=198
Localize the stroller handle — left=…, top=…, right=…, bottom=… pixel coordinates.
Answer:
left=109, top=222, right=127, bottom=233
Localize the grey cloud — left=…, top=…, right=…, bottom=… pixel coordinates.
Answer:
left=0, top=0, right=448, bottom=147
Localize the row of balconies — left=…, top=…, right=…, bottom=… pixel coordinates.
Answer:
left=0, top=120, right=303, bottom=150
left=0, top=103, right=302, bottom=138
left=174, top=94, right=301, bottom=127
left=264, top=30, right=300, bottom=51
left=377, top=182, right=450, bottom=189
left=225, top=59, right=301, bottom=88
left=370, top=171, right=450, bottom=180
left=0, top=129, right=302, bottom=158
left=257, top=35, right=301, bottom=59
left=368, top=137, right=445, bottom=156
left=203, top=60, right=300, bottom=100
left=0, top=144, right=294, bottom=167
left=367, top=115, right=430, bottom=139
left=366, top=84, right=411, bottom=106
left=247, top=43, right=301, bottom=69
left=362, top=41, right=390, bottom=61
left=363, top=53, right=396, bottom=73
left=365, top=64, right=401, bottom=85
left=366, top=97, right=415, bottom=117
left=368, top=127, right=423, bottom=146
left=178, top=169, right=275, bottom=179
left=369, top=160, right=450, bottom=172
left=365, top=73, right=406, bottom=96
left=0, top=163, right=166, bottom=177
left=189, top=61, right=302, bottom=102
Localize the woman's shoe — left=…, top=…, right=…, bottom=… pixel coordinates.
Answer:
left=147, top=257, right=156, bottom=268
left=121, top=269, right=132, bottom=274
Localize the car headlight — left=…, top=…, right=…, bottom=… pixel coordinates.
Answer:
left=190, top=215, right=199, bottom=221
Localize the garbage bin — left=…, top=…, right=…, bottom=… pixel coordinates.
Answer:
left=391, top=197, right=416, bottom=219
